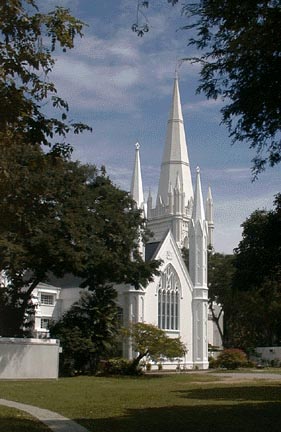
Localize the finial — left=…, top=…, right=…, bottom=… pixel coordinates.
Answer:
left=175, top=59, right=184, bottom=79
left=196, top=166, right=200, bottom=174
left=135, top=142, right=140, bottom=150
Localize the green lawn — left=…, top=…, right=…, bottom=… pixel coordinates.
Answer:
left=0, top=373, right=280, bottom=432
left=0, top=406, right=49, bottom=432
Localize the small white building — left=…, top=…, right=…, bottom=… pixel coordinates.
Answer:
left=32, top=78, right=222, bottom=369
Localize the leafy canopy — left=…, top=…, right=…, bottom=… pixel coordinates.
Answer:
left=181, top=0, right=281, bottom=176
left=0, top=0, right=91, bottom=155
left=50, top=287, right=120, bottom=375
left=0, top=142, right=160, bottom=337
left=230, top=194, right=281, bottom=347
left=126, top=322, right=186, bottom=366
left=132, top=0, right=281, bottom=176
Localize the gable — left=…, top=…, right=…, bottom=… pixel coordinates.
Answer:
left=152, top=230, right=193, bottom=295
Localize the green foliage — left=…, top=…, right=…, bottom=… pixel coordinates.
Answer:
left=230, top=194, right=281, bottom=347
left=132, top=1, right=281, bottom=175
left=126, top=322, right=186, bottom=367
left=216, top=348, right=248, bottom=370
left=50, top=287, right=120, bottom=376
left=0, top=0, right=91, bottom=154
left=181, top=0, right=281, bottom=175
left=0, top=139, right=159, bottom=336
left=208, top=252, right=235, bottom=344
left=102, top=358, right=142, bottom=376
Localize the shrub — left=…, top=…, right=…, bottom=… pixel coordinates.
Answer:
left=216, top=349, right=248, bottom=370
left=102, top=358, right=143, bottom=376
left=208, top=356, right=218, bottom=369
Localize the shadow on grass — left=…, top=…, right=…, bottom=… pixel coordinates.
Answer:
left=75, top=385, right=281, bottom=432
left=174, top=384, right=281, bottom=402
left=0, top=417, right=49, bottom=432
left=76, top=401, right=281, bottom=432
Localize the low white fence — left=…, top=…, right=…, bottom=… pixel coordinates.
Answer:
left=0, top=338, right=60, bottom=379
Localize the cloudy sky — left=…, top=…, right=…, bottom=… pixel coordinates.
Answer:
left=39, top=0, right=280, bottom=253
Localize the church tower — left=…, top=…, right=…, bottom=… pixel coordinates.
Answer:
left=147, top=77, right=194, bottom=247
left=189, top=167, right=209, bottom=369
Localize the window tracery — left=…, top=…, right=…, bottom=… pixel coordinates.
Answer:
left=158, top=264, right=181, bottom=330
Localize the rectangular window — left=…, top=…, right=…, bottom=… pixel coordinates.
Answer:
left=40, top=293, right=54, bottom=305
left=41, top=318, right=51, bottom=329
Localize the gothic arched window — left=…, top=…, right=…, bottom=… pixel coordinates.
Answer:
left=158, top=264, right=181, bottom=330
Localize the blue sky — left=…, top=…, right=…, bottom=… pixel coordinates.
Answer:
left=40, top=0, right=280, bottom=253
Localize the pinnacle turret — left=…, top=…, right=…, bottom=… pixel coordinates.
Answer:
left=206, top=186, right=214, bottom=249
left=192, top=167, right=205, bottom=222
left=130, top=142, right=144, bottom=209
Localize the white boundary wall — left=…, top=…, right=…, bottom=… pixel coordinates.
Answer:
left=0, top=338, right=59, bottom=379
left=255, top=346, right=281, bottom=365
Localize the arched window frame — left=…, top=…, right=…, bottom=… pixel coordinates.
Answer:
left=158, top=264, right=181, bottom=331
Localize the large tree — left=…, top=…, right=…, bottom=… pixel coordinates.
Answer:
left=181, top=0, right=281, bottom=175
left=0, top=144, right=159, bottom=337
left=231, top=194, right=281, bottom=347
left=50, top=287, right=120, bottom=375
left=208, top=252, right=235, bottom=345
left=133, top=1, right=281, bottom=175
left=0, top=0, right=160, bottom=337
left=0, top=0, right=91, bottom=155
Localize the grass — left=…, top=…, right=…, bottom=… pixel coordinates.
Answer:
left=0, top=373, right=280, bottom=432
left=0, top=406, right=49, bottom=432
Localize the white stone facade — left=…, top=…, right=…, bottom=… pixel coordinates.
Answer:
left=30, top=78, right=221, bottom=369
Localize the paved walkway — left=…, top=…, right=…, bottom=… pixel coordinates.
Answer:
left=210, top=371, right=281, bottom=382
left=0, top=398, right=89, bottom=432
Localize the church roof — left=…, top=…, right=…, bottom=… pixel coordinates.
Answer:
left=145, top=241, right=161, bottom=261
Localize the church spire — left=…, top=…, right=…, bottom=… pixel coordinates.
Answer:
left=130, top=142, right=144, bottom=209
left=157, top=77, right=193, bottom=207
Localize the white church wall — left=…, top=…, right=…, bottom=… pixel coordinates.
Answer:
left=143, top=232, right=194, bottom=369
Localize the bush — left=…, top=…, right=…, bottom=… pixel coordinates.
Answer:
left=208, top=356, right=218, bottom=369
left=216, top=349, right=248, bottom=370
left=102, top=358, right=143, bottom=376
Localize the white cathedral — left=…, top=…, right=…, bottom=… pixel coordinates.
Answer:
left=33, top=78, right=222, bottom=370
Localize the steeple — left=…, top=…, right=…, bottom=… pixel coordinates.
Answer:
left=130, top=142, right=144, bottom=209
left=192, top=167, right=205, bottom=222
left=157, top=77, right=193, bottom=207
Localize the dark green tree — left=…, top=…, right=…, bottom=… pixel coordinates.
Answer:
left=0, top=143, right=159, bottom=337
left=50, top=287, right=120, bottom=375
left=231, top=194, right=281, bottom=347
left=182, top=0, right=281, bottom=176
left=208, top=252, right=235, bottom=345
left=0, top=0, right=91, bottom=155
left=133, top=1, right=281, bottom=175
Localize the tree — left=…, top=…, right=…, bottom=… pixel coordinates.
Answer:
left=231, top=194, right=281, bottom=346
left=208, top=252, right=235, bottom=345
left=183, top=1, right=281, bottom=176
left=50, top=287, right=120, bottom=375
left=133, top=1, right=281, bottom=175
left=125, top=322, right=186, bottom=368
left=0, top=0, right=91, bottom=156
left=0, top=144, right=160, bottom=337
